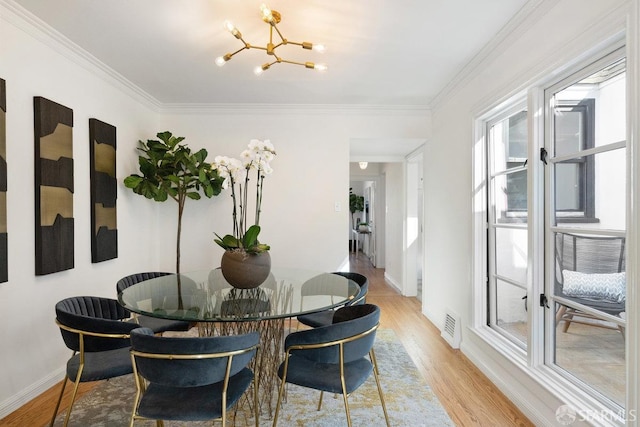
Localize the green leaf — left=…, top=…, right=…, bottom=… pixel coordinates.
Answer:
left=216, top=234, right=240, bottom=249
left=243, top=225, right=261, bottom=248
left=204, top=184, right=214, bottom=198
left=155, top=188, right=168, bottom=202
left=186, top=192, right=201, bottom=200
left=123, top=175, right=143, bottom=189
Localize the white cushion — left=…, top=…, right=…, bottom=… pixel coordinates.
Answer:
left=562, top=270, right=625, bottom=303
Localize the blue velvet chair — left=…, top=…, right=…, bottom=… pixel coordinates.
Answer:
left=116, top=272, right=192, bottom=334
left=274, top=304, right=389, bottom=427
left=297, top=272, right=369, bottom=328
left=129, top=327, right=259, bottom=427
left=51, top=296, right=139, bottom=427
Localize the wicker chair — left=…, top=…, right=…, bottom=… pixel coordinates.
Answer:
left=555, top=232, right=626, bottom=337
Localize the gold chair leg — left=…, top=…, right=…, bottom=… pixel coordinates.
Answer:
left=370, top=349, right=390, bottom=427
left=62, top=366, right=85, bottom=427
left=49, top=375, right=69, bottom=427
left=272, top=360, right=289, bottom=427
left=254, top=372, right=259, bottom=427
left=341, top=389, right=352, bottom=427
left=317, top=391, right=324, bottom=411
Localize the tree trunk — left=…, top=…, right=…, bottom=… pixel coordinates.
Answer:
left=176, top=198, right=185, bottom=309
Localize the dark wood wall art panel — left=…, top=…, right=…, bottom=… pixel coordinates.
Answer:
left=34, top=97, right=74, bottom=275
left=89, top=118, right=117, bottom=262
left=0, top=79, right=7, bottom=282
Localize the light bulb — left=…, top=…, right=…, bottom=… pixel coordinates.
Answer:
left=223, top=20, right=235, bottom=33
left=254, top=63, right=271, bottom=75
left=314, top=63, right=328, bottom=72
left=260, top=4, right=273, bottom=22
left=313, top=44, right=326, bottom=53
left=215, top=56, right=226, bottom=67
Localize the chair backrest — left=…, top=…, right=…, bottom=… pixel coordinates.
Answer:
left=333, top=272, right=368, bottom=305
left=130, top=328, right=259, bottom=387
left=286, top=304, right=380, bottom=364
left=555, top=232, right=626, bottom=300
left=300, top=274, right=352, bottom=298
left=555, top=232, right=626, bottom=275
left=55, top=296, right=138, bottom=352
left=116, top=271, right=172, bottom=293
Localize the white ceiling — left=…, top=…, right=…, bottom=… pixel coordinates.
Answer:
left=11, top=0, right=528, bottom=158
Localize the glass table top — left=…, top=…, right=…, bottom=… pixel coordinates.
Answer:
left=118, top=268, right=361, bottom=322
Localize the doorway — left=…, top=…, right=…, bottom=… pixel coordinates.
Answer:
left=405, top=152, right=423, bottom=299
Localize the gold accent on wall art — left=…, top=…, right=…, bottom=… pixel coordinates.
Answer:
left=94, top=204, right=117, bottom=233
left=0, top=110, right=5, bottom=155
left=93, top=142, right=116, bottom=177
left=40, top=186, right=73, bottom=226
left=40, top=124, right=73, bottom=160
left=0, top=193, right=5, bottom=233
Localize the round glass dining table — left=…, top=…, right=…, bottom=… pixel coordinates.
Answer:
left=118, top=267, right=361, bottom=416
left=117, top=267, right=361, bottom=322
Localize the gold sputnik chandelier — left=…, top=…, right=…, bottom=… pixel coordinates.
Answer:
left=215, top=3, right=327, bottom=75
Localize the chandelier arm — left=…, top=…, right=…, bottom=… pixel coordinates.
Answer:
left=270, top=24, right=286, bottom=43
left=229, top=46, right=249, bottom=57
left=236, top=36, right=250, bottom=48
left=279, top=59, right=308, bottom=67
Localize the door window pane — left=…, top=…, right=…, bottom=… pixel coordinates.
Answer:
left=496, top=279, right=527, bottom=346
left=555, top=149, right=626, bottom=228
left=491, top=111, right=527, bottom=173
left=495, top=227, right=527, bottom=283
left=487, top=107, right=528, bottom=350
left=548, top=54, right=626, bottom=409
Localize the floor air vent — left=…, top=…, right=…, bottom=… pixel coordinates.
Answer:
left=441, top=310, right=461, bottom=349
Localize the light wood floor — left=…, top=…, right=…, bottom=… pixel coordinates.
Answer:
left=0, top=253, right=533, bottom=427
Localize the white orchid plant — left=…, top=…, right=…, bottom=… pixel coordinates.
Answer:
left=212, top=139, right=276, bottom=254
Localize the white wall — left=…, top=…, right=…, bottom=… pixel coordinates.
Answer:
left=0, top=4, right=160, bottom=414
left=0, top=4, right=430, bottom=416
left=423, top=0, right=634, bottom=424
left=158, top=110, right=427, bottom=274
left=382, top=162, right=403, bottom=290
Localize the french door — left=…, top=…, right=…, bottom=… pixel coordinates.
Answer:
left=544, top=49, right=627, bottom=408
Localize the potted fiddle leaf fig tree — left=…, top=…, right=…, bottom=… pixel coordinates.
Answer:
left=124, top=131, right=224, bottom=275
left=349, top=187, right=364, bottom=230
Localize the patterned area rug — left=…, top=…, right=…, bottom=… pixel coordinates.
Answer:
left=53, top=329, right=453, bottom=426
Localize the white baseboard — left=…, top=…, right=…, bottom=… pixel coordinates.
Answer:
left=383, top=272, right=401, bottom=292
left=0, top=368, right=65, bottom=419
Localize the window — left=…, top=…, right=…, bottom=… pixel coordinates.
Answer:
left=553, top=99, right=597, bottom=222
left=486, top=105, right=529, bottom=348
left=546, top=53, right=626, bottom=408
left=474, top=46, right=628, bottom=416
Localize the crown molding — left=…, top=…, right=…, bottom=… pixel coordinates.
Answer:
left=1, top=0, right=162, bottom=112
left=429, top=0, right=550, bottom=110
left=158, top=102, right=430, bottom=116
